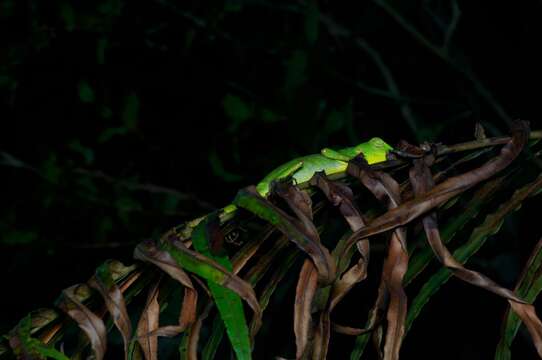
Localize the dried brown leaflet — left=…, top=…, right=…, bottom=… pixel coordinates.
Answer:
left=234, top=182, right=338, bottom=357
left=157, top=232, right=264, bottom=346
left=273, top=179, right=368, bottom=358
left=28, top=263, right=142, bottom=355
left=347, top=158, right=408, bottom=360
left=57, top=285, right=107, bottom=360
left=179, top=301, right=214, bottom=360
left=133, top=241, right=198, bottom=338
left=234, top=185, right=336, bottom=285
left=136, top=280, right=161, bottom=360
left=88, top=261, right=132, bottom=360
left=409, top=152, right=542, bottom=357
left=293, top=259, right=319, bottom=359
left=272, top=182, right=320, bottom=359
left=309, top=173, right=369, bottom=359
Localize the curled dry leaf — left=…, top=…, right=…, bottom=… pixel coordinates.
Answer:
left=136, top=280, right=161, bottom=360
left=150, top=228, right=261, bottom=358
left=349, top=280, right=389, bottom=359
left=410, top=151, right=542, bottom=358
left=25, top=263, right=140, bottom=350
left=350, top=159, right=408, bottom=360
left=179, top=301, right=213, bottom=360
left=273, top=180, right=314, bottom=223
left=161, top=235, right=262, bottom=339
left=404, top=174, right=508, bottom=286
left=8, top=313, right=69, bottom=360
left=294, top=259, right=318, bottom=359
left=309, top=172, right=369, bottom=359
left=409, top=158, right=529, bottom=304
left=310, top=171, right=365, bottom=233
left=88, top=260, right=132, bottom=360
left=12, top=308, right=61, bottom=347
left=312, top=310, right=331, bottom=360
left=134, top=240, right=198, bottom=338
left=406, top=173, right=542, bottom=333
left=342, top=120, right=530, bottom=258
left=497, top=235, right=542, bottom=359
left=275, top=180, right=356, bottom=359
left=379, top=229, right=408, bottom=360
left=57, top=284, right=107, bottom=360
left=134, top=240, right=195, bottom=290
left=234, top=185, right=336, bottom=285
left=272, top=181, right=322, bottom=358
left=332, top=323, right=373, bottom=336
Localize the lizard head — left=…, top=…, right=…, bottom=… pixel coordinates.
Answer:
left=367, top=137, right=393, bottom=151
left=353, top=137, right=394, bottom=164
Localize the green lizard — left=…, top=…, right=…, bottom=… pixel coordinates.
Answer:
left=221, top=137, right=393, bottom=215
left=178, top=138, right=393, bottom=239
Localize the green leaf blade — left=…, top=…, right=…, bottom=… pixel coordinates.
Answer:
left=192, top=214, right=252, bottom=360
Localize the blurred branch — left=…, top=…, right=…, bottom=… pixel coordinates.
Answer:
left=370, top=0, right=513, bottom=126
left=0, top=151, right=42, bottom=176
left=354, top=38, right=422, bottom=140
left=443, top=0, right=461, bottom=52
left=330, top=70, right=450, bottom=105
left=146, top=0, right=512, bottom=128
left=73, top=168, right=216, bottom=210
left=0, top=151, right=217, bottom=212
left=153, top=0, right=234, bottom=42
left=285, top=0, right=512, bottom=127
left=154, top=0, right=207, bottom=29
left=315, top=11, right=426, bottom=139
left=422, top=0, right=461, bottom=53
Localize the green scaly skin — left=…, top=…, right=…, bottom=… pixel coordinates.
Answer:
left=178, top=137, right=393, bottom=239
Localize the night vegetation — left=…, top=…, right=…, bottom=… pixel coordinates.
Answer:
left=1, top=1, right=540, bottom=359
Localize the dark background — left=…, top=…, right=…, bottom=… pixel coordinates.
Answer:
left=1, top=0, right=540, bottom=358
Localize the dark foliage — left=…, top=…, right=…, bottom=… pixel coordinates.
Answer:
left=1, top=1, right=540, bottom=358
